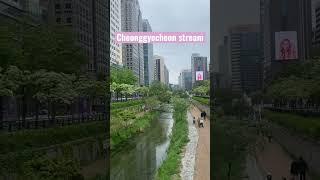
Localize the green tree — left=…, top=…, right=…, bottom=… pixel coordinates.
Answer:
left=122, top=84, right=135, bottom=100
left=0, top=23, right=87, bottom=74
left=32, top=70, right=77, bottom=123
left=149, top=81, right=171, bottom=103
left=111, top=68, right=137, bottom=85
left=192, top=80, right=209, bottom=96
left=232, top=95, right=251, bottom=120
left=137, top=86, right=149, bottom=97
left=144, top=96, right=160, bottom=110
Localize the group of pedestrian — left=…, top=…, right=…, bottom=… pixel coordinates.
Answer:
left=290, top=157, right=308, bottom=180
left=192, top=111, right=207, bottom=128
left=265, top=157, right=308, bottom=180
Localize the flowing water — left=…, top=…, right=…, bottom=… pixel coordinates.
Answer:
left=110, top=106, right=174, bottom=180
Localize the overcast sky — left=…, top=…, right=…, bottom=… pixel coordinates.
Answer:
left=139, top=0, right=210, bottom=84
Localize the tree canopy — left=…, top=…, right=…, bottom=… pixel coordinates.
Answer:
left=111, top=67, right=137, bottom=85
left=0, top=23, right=87, bottom=74
left=265, top=59, right=320, bottom=108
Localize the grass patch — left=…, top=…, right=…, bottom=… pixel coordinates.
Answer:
left=264, top=110, right=320, bottom=138
left=212, top=116, right=257, bottom=180
left=155, top=98, right=189, bottom=180
left=0, top=121, right=106, bottom=154
left=110, top=110, right=160, bottom=149
left=192, top=96, right=209, bottom=105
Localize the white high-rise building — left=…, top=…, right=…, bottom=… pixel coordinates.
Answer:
left=121, top=0, right=144, bottom=85
left=110, top=0, right=122, bottom=66
left=153, top=55, right=169, bottom=85
left=164, top=65, right=169, bottom=86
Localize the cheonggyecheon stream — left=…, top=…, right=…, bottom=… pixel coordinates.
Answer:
left=110, top=106, right=174, bottom=180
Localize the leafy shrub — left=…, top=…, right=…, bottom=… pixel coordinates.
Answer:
left=110, top=111, right=160, bottom=149
left=21, top=156, right=83, bottom=180
left=192, top=96, right=209, bottom=105
left=264, top=110, right=320, bottom=138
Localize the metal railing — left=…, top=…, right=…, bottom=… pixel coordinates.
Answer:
left=0, top=113, right=107, bottom=132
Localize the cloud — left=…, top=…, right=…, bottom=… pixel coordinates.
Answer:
left=139, top=0, right=210, bottom=84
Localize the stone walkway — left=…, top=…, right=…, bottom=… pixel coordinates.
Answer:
left=256, top=138, right=311, bottom=180
left=180, top=111, right=199, bottom=180
left=191, top=105, right=210, bottom=180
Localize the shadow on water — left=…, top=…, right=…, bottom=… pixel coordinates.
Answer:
left=110, top=105, right=174, bottom=180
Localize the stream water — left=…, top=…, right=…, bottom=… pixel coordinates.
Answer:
left=110, top=106, right=174, bottom=180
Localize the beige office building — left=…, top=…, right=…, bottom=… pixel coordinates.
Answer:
left=110, top=0, right=122, bottom=66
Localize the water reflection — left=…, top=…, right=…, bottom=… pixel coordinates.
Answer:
left=110, top=108, right=174, bottom=180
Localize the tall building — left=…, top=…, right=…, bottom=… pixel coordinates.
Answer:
left=315, top=2, right=320, bottom=47
left=0, top=0, right=24, bottom=21
left=93, top=0, right=109, bottom=79
left=191, top=53, right=208, bottom=87
left=164, top=65, right=169, bottom=86
left=48, top=0, right=109, bottom=79
left=121, top=0, right=144, bottom=85
left=143, top=19, right=153, bottom=86
left=153, top=55, right=168, bottom=85
left=217, top=36, right=231, bottom=88
left=179, top=69, right=192, bottom=91
left=178, top=73, right=182, bottom=89
left=260, top=0, right=312, bottom=86
left=21, top=0, right=40, bottom=17
left=110, top=0, right=122, bottom=66
left=39, top=0, right=49, bottom=23
left=229, top=24, right=262, bottom=94
left=0, top=0, right=43, bottom=24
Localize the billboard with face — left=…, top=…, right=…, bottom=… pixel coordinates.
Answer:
left=275, top=31, right=298, bottom=60
left=196, top=71, right=204, bottom=81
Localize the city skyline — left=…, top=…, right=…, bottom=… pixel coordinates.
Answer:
left=139, top=0, right=210, bottom=84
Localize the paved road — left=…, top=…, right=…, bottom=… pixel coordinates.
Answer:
left=191, top=105, right=210, bottom=180
left=81, top=158, right=107, bottom=178
left=256, top=138, right=311, bottom=180
left=245, top=154, right=265, bottom=180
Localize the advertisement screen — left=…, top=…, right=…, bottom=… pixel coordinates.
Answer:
left=196, top=71, right=204, bottom=81
left=275, top=31, right=298, bottom=60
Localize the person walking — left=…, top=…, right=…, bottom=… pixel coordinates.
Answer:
left=266, top=173, right=272, bottom=180
left=297, top=157, right=308, bottom=180
left=290, top=160, right=299, bottom=180
left=200, top=117, right=204, bottom=128
left=193, top=116, right=196, bottom=124
left=267, top=133, right=272, bottom=143
left=203, top=111, right=207, bottom=120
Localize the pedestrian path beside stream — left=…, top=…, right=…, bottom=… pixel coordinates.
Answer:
left=180, top=111, right=199, bottom=180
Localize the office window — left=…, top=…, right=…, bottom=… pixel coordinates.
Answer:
left=55, top=4, right=61, bottom=9
left=67, top=17, right=72, bottom=23
left=56, top=18, right=61, bottom=23
left=65, top=3, right=72, bottom=9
